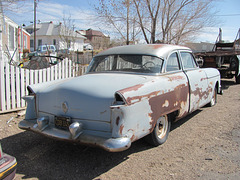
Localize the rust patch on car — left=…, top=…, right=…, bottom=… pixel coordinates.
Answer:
left=116, top=116, right=120, bottom=126
left=119, top=124, right=124, bottom=135
left=100, top=110, right=107, bottom=114
left=119, top=84, right=144, bottom=94
left=200, top=77, right=208, bottom=81
left=191, top=87, right=211, bottom=100
left=125, top=90, right=161, bottom=105
left=148, top=84, right=189, bottom=131
left=151, top=44, right=165, bottom=49
left=130, top=134, right=135, bottom=141
left=168, top=75, right=185, bottom=81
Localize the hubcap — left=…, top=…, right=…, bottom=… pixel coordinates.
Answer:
left=157, top=115, right=168, bottom=139
left=211, top=89, right=216, bottom=105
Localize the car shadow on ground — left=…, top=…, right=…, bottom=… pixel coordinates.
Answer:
left=171, top=109, right=202, bottom=132
left=221, top=78, right=237, bottom=90
left=1, top=130, right=151, bottom=179
left=1, top=109, right=204, bottom=180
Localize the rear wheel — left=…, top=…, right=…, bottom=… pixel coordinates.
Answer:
left=145, top=114, right=171, bottom=146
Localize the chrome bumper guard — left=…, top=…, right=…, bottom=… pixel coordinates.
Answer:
left=19, top=118, right=131, bottom=152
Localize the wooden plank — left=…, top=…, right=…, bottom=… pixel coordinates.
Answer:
left=20, top=68, right=25, bottom=106
left=16, top=67, right=21, bottom=108
left=0, top=60, right=6, bottom=111
left=47, top=67, right=50, bottom=82
left=34, top=69, right=38, bottom=84
left=10, top=65, right=16, bottom=109
left=5, top=63, right=10, bottom=110
left=51, top=65, right=54, bottom=81
left=39, top=69, right=43, bottom=83
left=25, top=69, right=30, bottom=96
left=69, top=59, right=72, bottom=77
left=0, top=107, right=26, bottom=114
left=58, top=62, right=61, bottom=79
left=66, top=59, right=69, bottom=78
left=55, top=63, right=58, bottom=80
left=62, top=59, right=65, bottom=79
left=43, top=68, right=46, bottom=82
left=30, top=69, right=34, bottom=85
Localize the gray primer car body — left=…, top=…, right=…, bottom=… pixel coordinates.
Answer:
left=19, top=44, right=221, bottom=152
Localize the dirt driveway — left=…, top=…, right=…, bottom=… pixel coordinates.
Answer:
left=0, top=78, right=240, bottom=180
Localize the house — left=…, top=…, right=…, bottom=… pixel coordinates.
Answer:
left=78, top=29, right=110, bottom=50
left=0, top=14, right=30, bottom=62
left=24, top=22, right=86, bottom=52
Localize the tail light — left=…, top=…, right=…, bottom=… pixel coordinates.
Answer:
left=114, top=92, right=126, bottom=105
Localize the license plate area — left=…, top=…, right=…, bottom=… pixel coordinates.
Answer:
left=54, top=116, right=71, bottom=129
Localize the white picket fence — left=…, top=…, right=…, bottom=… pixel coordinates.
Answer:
left=0, top=59, right=88, bottom=113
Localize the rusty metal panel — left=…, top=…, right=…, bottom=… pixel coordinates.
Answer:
left=111, top=72, right=190, bottom=140
left=185, top=69, right=209, bottom=112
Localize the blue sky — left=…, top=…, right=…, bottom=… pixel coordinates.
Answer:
left=5, top=0, right=240, bottom=43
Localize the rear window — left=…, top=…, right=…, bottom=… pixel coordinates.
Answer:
left=87, top=55, right=163, bottom=74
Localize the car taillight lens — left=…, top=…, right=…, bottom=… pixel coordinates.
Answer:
left=114, top=92, right=126, bottom=105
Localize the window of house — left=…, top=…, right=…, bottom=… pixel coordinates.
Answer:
left=9, top=25, right=14, bottom=50
left=38, top=39, right=42, bottom=47
left=67, top=40, right=71, bottom=49
left=24, top=35, right=27, bottom=49
left=180, top=52, right=198, bottom=69
left=30, top=39, right=34, bottom=49
left=166, top=52, right=180, bottom=72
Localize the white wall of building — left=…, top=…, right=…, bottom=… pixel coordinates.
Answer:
left=31, top=36, right=85, bottom=52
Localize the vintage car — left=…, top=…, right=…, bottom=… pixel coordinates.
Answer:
left=19, top=44, right=221, bottom=152
left=0, top=143, right=17, bottom=180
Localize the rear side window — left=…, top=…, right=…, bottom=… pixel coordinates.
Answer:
left=166, top=52, right=180, bottom=72
left=180, top=52, right=198, bottom=69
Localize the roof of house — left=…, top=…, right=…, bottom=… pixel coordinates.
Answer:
left=185, top=42, right=214, bottom=53
left=25, top=22, right=86, bottom=39
left=85, top=29, right=107, bottom=37
left=0, top=14, right=30, bottom=36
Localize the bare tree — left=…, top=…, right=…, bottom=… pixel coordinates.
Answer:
left=95, top=0, right=141, bottom=45
left=158, top=0, right=216, bottom=44
left=58, top=14, right=77, bottom=50
left=96, top=0, right=216, bottom=44
left=133, top=0, right=162, bottom=44
left=0, top=0, right=26, bottom=13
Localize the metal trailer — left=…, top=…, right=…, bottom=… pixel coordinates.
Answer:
left=194, top=28, right=240, bottom=84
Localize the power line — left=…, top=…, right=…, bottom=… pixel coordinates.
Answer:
left=216, top=14, right=240, bottom=16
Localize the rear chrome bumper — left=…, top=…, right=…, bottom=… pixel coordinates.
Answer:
left=0, top=153, right=17, bottom=180
left=18, top=119, right=131, bottom=152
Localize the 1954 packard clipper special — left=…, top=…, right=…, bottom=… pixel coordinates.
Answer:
left=19, top=44, right=222, bottom=152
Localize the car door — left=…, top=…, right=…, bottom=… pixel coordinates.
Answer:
left=164, top=51, right=190, bottom=118
left=180, top=51, right=209, bottom=112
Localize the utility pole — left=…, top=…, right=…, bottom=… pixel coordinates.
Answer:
left=126, top=0, right=129, bottom=45
left=34, top=0, right=37, bottom=51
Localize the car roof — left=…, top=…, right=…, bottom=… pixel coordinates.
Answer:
left=96, top=44, right=191, bottom=59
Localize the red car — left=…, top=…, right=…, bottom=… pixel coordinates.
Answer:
left=0, top=144, right=17, bottom=180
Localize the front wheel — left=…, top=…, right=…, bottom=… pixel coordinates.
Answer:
left=236, top=74, right=240, bottom=84
left=145, top=114, right=171, bottom=146
left=207, top=86, right=217, bottom=107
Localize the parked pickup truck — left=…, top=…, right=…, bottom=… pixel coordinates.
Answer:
left=19, top=44, right=222, bottom=152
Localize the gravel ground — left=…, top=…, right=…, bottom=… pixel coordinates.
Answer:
left=0, top=78, right=240, bottom=180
